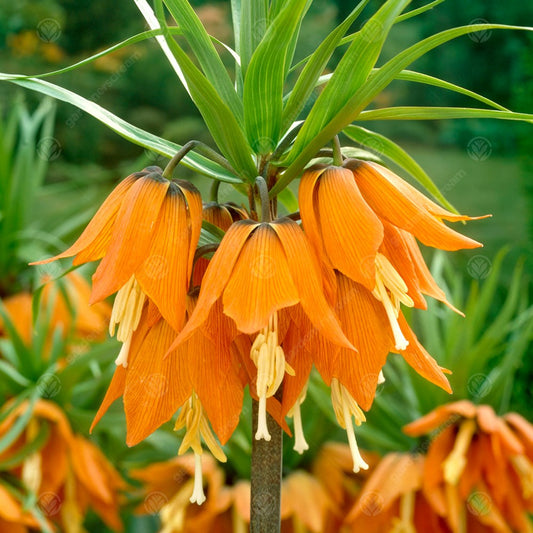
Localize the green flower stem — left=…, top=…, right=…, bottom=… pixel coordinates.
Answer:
left=162, top=140, right=238, bottom=179
left=332, top=135, right=343, bottom=166
left=250, top=398, right=283, bottom=533
left=210, top=180, right=221, bottom=202
left=255, top=176, right=271, bottom=223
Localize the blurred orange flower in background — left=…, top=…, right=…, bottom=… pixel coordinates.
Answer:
left=0, top=399, right=126, bottom=532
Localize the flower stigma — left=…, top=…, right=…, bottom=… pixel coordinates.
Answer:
left=372, top=253, right=413, bottom=351
left=250, top=312, right=295, bottom=441
left=331, top=378, right=368, bottom=472
left=109, top=275, right=145, bottom=367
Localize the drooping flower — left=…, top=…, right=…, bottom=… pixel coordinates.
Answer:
left=0, top=399, right=126, bottom=532
left=299, top=160, right=485, bottom=353
left=403, top=401, right=533, bottom=532
left=170, top=217, right=354, bottom=442
left=0, top=272, right=111, bottom=347
left=32, top=167, right=203, bottom=339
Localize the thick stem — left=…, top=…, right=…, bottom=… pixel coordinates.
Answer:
left=255, top=176, right=271, bottom=223
left=162, top=140, right=237, bottom=179
left=250, top=399, right=283, bottom=533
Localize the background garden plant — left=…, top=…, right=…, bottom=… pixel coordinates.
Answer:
left=0, top=0, right=532, bottom=532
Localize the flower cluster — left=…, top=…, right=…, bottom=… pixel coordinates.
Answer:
left=0, top=399, right=126, bottom=532
left=34, top=159, right=486, bottom=504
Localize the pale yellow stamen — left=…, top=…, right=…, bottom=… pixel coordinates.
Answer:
left=109, top=275, right=145, bottom=367
left=443, top=419, right=477, bottom=485
left=331, top=378, right=368, bottom=473
left=287, top=384, right=309, bottom=454
left=174, top=392, right=226, bottom=506
left=377, top=370, right=386, bottom=384
left=372, top=253, right=413, bottom=351
left=60, top=467, right=84, bottom=533
left=250, top=313, right=295, bottom=441
left=390, top=491, right=416, bottom=533
left=22, top=419, right=42, bottom=493
left=511, top=455, right=533, bottom=498
left=160, top=479, right=195, bottom=533
left=190, top=453, right=206, bottom=505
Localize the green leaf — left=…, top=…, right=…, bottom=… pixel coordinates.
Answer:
left=273, top=23, right=533, bottom=195
left=239, top=0, right=268, bottom=75
left=0, top=423, right=49, bottom=469
left=0, top=302, right=34, bottom=374
left=358, top=106, right=533, bottom=122
left=0, top=389, right=39, bottom=454
left=154, top=12, right=257, bottom=180
left=278, top=187, right=298, bottom=214
left=162, top=0, right=244, bottom=121
left=0, top=361, right=31, bottom=388
left=286, top=0, right=411, bottom=164
left=343, top=124, right=458, bottom=212
left=0, top=76, right=242, bottom=183
left=395, top=0, right=445, bottom=23
left=393, top=70, right=508, bottom=111
left=282, top=0, right=371, bottom=132
left=243, top=0, right=308, bottom=154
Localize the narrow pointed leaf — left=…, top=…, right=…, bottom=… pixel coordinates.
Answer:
left=1, top=75, right=243, bottom=183
left=239, top=0, right=268, bottom=75
left=343, top=124, right=457, bottom=212
left=243, top=0, right=308, bottom=154
left=273, top=23, right=533, bottom=194
left=358, top=107, right=533, bottom=122
left=163, top=0, right=243, bottom=121
left=287, top=0, right=411, bottom=163
left=282, top=0, right=371, bottom=131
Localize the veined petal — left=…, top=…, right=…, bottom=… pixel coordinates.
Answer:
left=353, top=161, right=482, bottom=251
left=30, top=174, right=138, bottom=265
left=188, top=324, right=243, bottom=445
left=170, top=220, right=258, bottom=348
left=316, top=167, right=383, bottom=289
left=281, top=324, right=313, bottom=417
left=90, top=366, right=127, bottom=433
left=136, top=189, right=190, bottom=332
left=401, top=230, right=463, bottom=314
left=91, top=176, right=170, bottom=303
left=178, top=180, right=203, bottom=282
left=271, top=219, right=354, bottom=350
left=124, top=317, right=192, bottom=446
left=203, top=203, right=234, bottom=231
left=332, top=274, right=394, bottom=410
left=298, top=167, right=329, bottom=263
left=397, top=314, right=452, bottom=394
left=380, top=221, right=427, bottom=309
left=223, top=224, right=300, bottom=334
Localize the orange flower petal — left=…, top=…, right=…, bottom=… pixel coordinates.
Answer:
left=331, top=274, right=394, bottom=410
left=315, top=167, right=383, bottom=289
left=380, top=221, right=427, bottom=309
left=169, top=220, right=258, bottom=349
left=30, top=174, right=138, bottom=265
left=271, top=219, right=354, bottom=350
left=188, top=327, right=243, bottom=445
left=354, top=161, right=482, bottom=251
left=397, top=314, right=452, bottom=395
left=124, top=317, right=192, bottom=446
left=223, top=224, right=300, bottom=334
left=91, top=175, right=170, bottom=303
left=179, top=181, right=203, bottom=282
left=401, top=230, right=463, bottom=314
left=404, top=400, right=476, bottom=436
left=136, top=189, right=190, bottom=331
